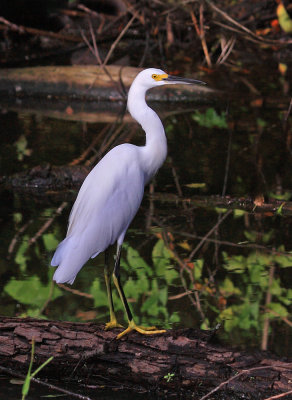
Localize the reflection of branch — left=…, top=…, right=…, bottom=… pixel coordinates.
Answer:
left=261, top=262, right=275, bottom=351
left=69, top=124, right=110, bottom=166
left=7, top=219, right=33, bottom=259
left=87, top=122, right=126, bottom=166
left=150, top=192, right=292, bottom=216
left=155, top=222, right=206, bottom=321
left=199, top=365, right=291, bottom=400
left=168, top=290, right=195, bottom=300
left=0, top=365, right=92, bottom=400
left=172, top=229, right=290, bottom=256
left=39, top=280, right=55, bottom=316
left=27, top=202, right=68, bottom=247
left=263, top=389, right=292, bottom=400
left=262, top=306, right=292, bottom=328
left=189, top=210, right=232, bottom=260
left=57, top=283, right=93, bottom=299
left=146, top=182, right=155, bottom=230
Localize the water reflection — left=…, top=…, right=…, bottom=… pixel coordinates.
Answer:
left=0, top=93, right=291, bottom=357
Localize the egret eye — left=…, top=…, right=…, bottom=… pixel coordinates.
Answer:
left=152, top=74, right=158, bottom=79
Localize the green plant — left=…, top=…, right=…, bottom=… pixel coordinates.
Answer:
left=192, top=108, right=228, bottom=129
left=22, top=339, right=53, bottom=400
left=164, top=372, right=175, bottom=382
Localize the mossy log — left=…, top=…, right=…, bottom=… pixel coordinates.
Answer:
left=0, top=65, right=213, bottom=102
left=4, top=163, right=292, bottom=216
left=0, top=316, right=291, bottom=399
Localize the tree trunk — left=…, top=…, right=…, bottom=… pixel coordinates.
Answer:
left=0, top=316, right=291, bottom=399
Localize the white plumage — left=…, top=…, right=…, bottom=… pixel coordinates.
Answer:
left=51, top=67, right=205, bottom=338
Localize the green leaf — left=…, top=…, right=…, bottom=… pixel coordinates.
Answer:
left=141, top=293, right=160, bottom=316
left=270, top=279, right=283, bottom=296
left=192, top=108, right=228, bottom=129
left=274, top=253, right=292, bottom=268
left=220, top=277, right=241, bottom=296
left=185, top=183, right=206, bottom=189
left=243, top=230, right=257, bottom=242
left=4, top=276, right=62, bottom=308
left=15, top=240, right=28, bottom=271
left=256, top=118, right=267, bottom=128
left=13, top=212, right=23, bottom=224
left=124, top=277, right=147, bottom=299
left=222, top=253, right=246, bottom=273
left=267, top=302, right=288, bottom=317
left=152, top=239, right=172, bottom=276
left=90, top=278, right=108, bottom=308
left=126, top=246, right=153, bottom=276
left=169, top=312, right=180, bottom=324
left=233, top=209, right=246, bottom=218
left=43, top=233, right=59, bottom=252
left=193, top=259, right=203, bottom=280
left=164, top=267, right=179, bottom=283
left=158, top=286, right=168, bottom=306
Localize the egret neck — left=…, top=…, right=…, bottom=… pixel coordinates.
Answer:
left=127, top=82, right=167, bottom=183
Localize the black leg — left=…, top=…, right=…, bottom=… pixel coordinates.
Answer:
left=112, top=244, right=166, bottom=339
left=104, top=249, right=123, bottom=330
left=112, top=244, right=133, bottom=322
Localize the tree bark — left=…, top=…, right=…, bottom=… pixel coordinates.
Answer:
left=0, top=316, right=291, bottom=399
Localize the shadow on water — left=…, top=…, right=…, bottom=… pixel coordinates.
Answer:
left=0, top=67, right=291, bottom=389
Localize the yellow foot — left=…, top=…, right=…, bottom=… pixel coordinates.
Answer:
left=116, top=320, right=166, bottom=339
left=104, top=318, right=124, bottom=331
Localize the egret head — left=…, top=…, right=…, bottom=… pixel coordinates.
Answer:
left=132, top=68, right=206, bottom=90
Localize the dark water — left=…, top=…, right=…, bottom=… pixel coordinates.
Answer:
left=0, top=71, right=292, bottom=398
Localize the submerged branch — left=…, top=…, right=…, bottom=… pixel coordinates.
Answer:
left=151, top=193, right=292, bottom=216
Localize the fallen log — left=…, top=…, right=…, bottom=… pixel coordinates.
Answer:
left=0, top=316, right=291, bottom=399
left=3, top=163, right=292, bottom=216
left=0, top=65, right=213, bottom=102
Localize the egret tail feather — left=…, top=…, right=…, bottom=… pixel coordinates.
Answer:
left=51, top=236, right=101, bottom=284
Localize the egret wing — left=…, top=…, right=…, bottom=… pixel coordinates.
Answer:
left=51, top=144, right=145, bottom=284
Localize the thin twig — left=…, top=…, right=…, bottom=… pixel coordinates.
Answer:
left=216, top=36, right=236, bottom=65
left=263, top=390, right=292, bottom=400
left=103, top=14, right=136, bottom=66
left=39, top=280, right=55, bottom=316
left=27, top=202, right=68, bottom=247
left=7, top=219, right=33, bottom=259
left=283, top=98, right=292, bottom=135
left=87, top=122, right=126, bottom=166
left=57, top=283, right=94, bottom=299
left=171, top=230, right=290, bottom=255
left=261, top=261, right=275, bottom=351
left=169, top=290, right=196, bottom=300
left=146, top=182, right=155, bottom=230
left=209, top=7, right=292, bottom=45
left=0, top=365, right=93, bottom=400
left=189, top=210, right=232, bottom=260
left=199, top=365, right=290, bottom=400
left=156, top=223, right=205, bottom=320
left=69, top=124, right=110, bottom=166
left=79, top=25, right=117, bottom=91
left=77, top=4, right=101, bottom=19
left=0, top=16, right=81, bottom=42
left=190, top=9, right=212, bottom=67
left=262, top=306, right=292, bottom=328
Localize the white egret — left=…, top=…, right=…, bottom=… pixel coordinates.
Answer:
left=51, top=68, right=205, bottom=339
